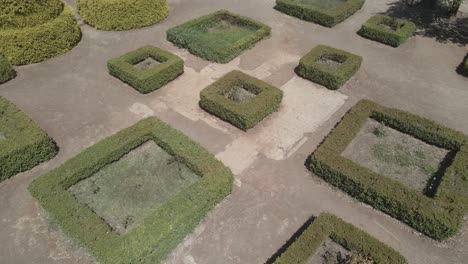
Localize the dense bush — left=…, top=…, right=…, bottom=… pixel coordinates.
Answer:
left=358, top=15, right=417, bottom=47
left=457, top=54, right=468, bottom=77
left=0, top=0, right=63, bottom=30
left=295, top=45, right=362, bottom=90
left=108, top=46, right=184, bottom=94
left=274, top=0, right=365, bottom=27
left=199, top=70, right=283, bottom=130
left=269, top=213, right=407, bottom=264
left=307, top=100, right=468, bottom=240
left=29, top=117, right=233, bottom=264
left=167, top=10, right=271, bottom=63
left=0, top=96, right=58, bottom=182
left=76, top=0, right=168, bottom=30
left=0, top=54, right=16, bottom=84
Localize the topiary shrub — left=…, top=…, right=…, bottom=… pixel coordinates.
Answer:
left=107, top=46, right=184, bottom=94
left=457, top=54, right=468, bottom=77
left=358, top=14, right=417, bottom=47
left=0, top=54, right=16, bottom=84
left=295, top=45, right=362, bottom=90
left=199, top=70, right=283, bottom=130
left=0, top=96, right=58, bottom=182
left=76, top=0, right=169, bottom=31
left=274, top=0, right=365, bottom=27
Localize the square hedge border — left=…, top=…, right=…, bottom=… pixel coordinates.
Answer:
left=358, top=14, right=417, bottom=47
left=306, top=100, right=468, bottom=240
left=166, top=10, right=271, bottom=63
left=295, top=45, right=362, bottom=90
left=199, top=70, right=283, bottom=131
left=274, top=0, right=365, bottom=27
left=0, top=96, right=57, bottom=182
left=29, top=117, right=233, bottom=264
left=107, top=46, right=184, bottom=94
left=457, top=53, right=468, bottom=77
left=267, top=213, right=407, bottom=264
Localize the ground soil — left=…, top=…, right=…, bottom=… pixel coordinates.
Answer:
left=316, top=57, right=343, bottom=69
left=307, top=238, right=352, bottom=264
left=134, top=57, right=161, bottom=71
left=223, top=85, right=257, bottom=103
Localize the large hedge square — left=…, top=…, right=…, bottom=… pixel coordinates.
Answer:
left=296, top=45, right=362, bottom=90
left=167, top=10, right=271, bottom=63
left=0, top=96, right=57, bottom=182
left=307, top=100, right=468, bottom=240
left=107, top=46, right=184, bottom=94
left=358, top=14, right=417, bottom=47
left=29, top=117, right=233, bottom=264
left=199, top=70, right=283, bottom=131
left=274, top=0, right=365, bottom=27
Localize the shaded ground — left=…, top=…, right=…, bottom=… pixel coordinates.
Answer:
left=134, top=57, right=162, bottom=71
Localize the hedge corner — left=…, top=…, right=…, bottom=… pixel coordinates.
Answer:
left=358, top=14, right=416, bottom=47
left=0, top=54, right=16, bottom=84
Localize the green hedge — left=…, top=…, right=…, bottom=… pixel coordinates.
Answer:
left=0, top=0, right=63, bottom=30
left=274, top=0, right=365, bottom=27
left=108, top=46, right=184, bottom=94
left=0, top=96, right=58, bottom=182
left=0, top=54, right=16, bottom=84
left=269, top=213, right=406, bottom=264
left=295, top=45, right=362, bottom=90
left=307, top=100, right=468, bottom=240
left=358, top=15, right=416, bottom=47
left=457, top=54, right=468, bottom=77
left=29, top=117, right=233, bottom=264
left=76, top=0, right=168, bottom=31
left=199, top=70, right=283, bottom=130
left=167, top=10, right=271, bottom=63
left=0, top=4, right=81, bottom=65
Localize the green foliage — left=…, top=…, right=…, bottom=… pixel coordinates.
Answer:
left=76, top=0, right=168, bottom=31
left=295, top=45, right=362, bottom=90
left=107, top=46, right=184, bottom=94
left=167, top=10, right=271, bottom=63
left=274, top=0, right=365, bottom=27
left=270, top=213, right=407, bottom=264
left=0, top=4, right=81, bottom=65
left=0, top=0, right=63, bottom=30
left=307, top=100, right=468, bottom=240
left=372, top=122, right=387, bottom=137
left=29, top=117, right=233, bottom=264
left=0, top=54, right=16, bottom=84
left=358, top=15, right=417, bottom=47
left=0, top=96, right=58, bottom=182
left=457, top=54, right=468, bottom=77
left=199, top=70, right=283, bottom=130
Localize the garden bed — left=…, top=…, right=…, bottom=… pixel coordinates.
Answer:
left=358, top=15, right=416, bottom=47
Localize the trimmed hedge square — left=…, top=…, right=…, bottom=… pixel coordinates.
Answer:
left=358, top=14, right=417, bottom=47
left=268, top=213, right=407, bottom=264
left=295, top=45, right=362, bottom=90
left=107, top=46, right=184, bottom=94
left=167, top=10, right=271, bottom=63
left=199, top=70, right=283, bottom=130
left=0, top=54, right=16, bottom=84
left=307, top=100, right=468, bottom=240
left=29, top=117, right=233, bottom=264
left=457, top=54, right=468, bottom=77
left=0, top=96, right=58, bottom=182
left=274, top=0, right=365, bottom=27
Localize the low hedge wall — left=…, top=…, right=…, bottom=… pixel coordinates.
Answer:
left=274, top=0, right=365, bottom=27
left=76, top=0, right=169, bottom=31
left=0, top=54, right=16, bottom=84
left=199, top=70, right=283, bottom=130
left=268, top=213, right=406, bottom=264
left=295, top=45, right=362, bottom=90
left=307, top=100, right=468, bottom=240
left=0, top=96, right=58, bottom=182
left=107, top=46, right=184, bottom=94
left=358, top=14, right=416, bottom=47
left=457, top=54, right=468, bottom=77
left=29, top=117, right=233, bottom=264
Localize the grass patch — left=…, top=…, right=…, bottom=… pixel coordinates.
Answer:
left=358, top=15, right=416, bottom=47
left=0, top=54, right=16, bottom=84
left=307, top=100, right=468, bottom=240
left=0, top=96, right=58, bottom=182
left=295, top=45, right=362, bottom=90
left=167, top=10, right=271, bottom=63
left=199, top=70, right=283, bottom=130
left=274, top=0, right=365, bottom=27
left=29, top=117, right=233, bottom=264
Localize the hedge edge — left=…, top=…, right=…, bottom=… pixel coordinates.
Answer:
left=358, top=14, right=417, bottom=47
left=0, top=54, right=16, bottom=84
left=457, top=53, right=468, bottom=77
left=29, top=117, right=233, bottom=264
left=307, top=99, right=468, bottom=240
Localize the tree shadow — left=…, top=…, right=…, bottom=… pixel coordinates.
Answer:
left=383, top=0, right=468, bottom=46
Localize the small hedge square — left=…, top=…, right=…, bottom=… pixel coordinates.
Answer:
left=167, top=10, right=271, bottom=63
left=307, top=100, right=468, bottom=240
left=457, top=54, right=468, bottom=77
left=0, top=96, right=58, bottom=182
left=199, top=70, right=283, bottom=131
left=295, top=45, right=362, bottom=90
left=107, top=46, right=184, bottom=94
left=274, top=0, right=365, bottom=27
left=358, top=14, right=416, bottom=47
